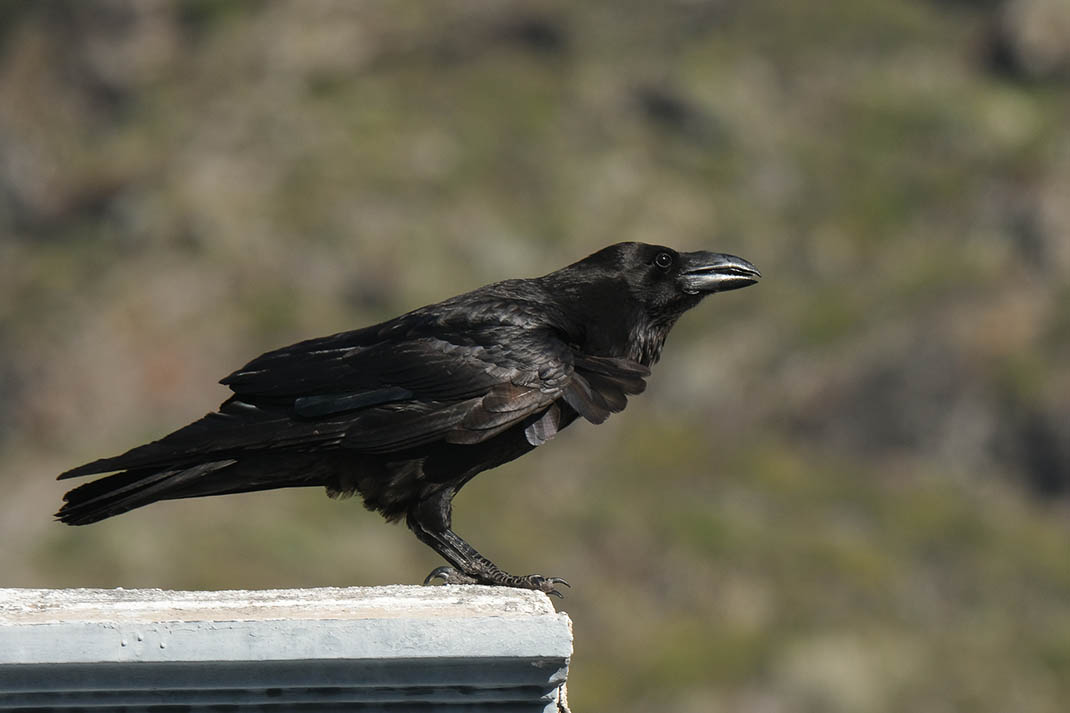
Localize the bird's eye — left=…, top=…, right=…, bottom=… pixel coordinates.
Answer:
left=654, top=252, right=673, bottom=270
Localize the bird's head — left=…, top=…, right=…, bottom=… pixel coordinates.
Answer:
left=602, top=241, right=760, bottom=315
left=554, top=242, right=761, bottom=364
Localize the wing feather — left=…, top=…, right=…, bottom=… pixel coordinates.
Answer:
left=68, top=300, right=658, bottom=481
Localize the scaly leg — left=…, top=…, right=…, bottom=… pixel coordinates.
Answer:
left=407, top=491, right=569, bottom=597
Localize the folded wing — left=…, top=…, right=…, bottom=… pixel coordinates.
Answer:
left=60, top=312, right=651, bottom=480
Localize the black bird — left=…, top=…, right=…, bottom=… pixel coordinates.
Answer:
left=56, top=242, right=760, bottom=595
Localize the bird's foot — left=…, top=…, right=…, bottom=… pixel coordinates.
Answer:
left=422, top=566, right=570, bottom=598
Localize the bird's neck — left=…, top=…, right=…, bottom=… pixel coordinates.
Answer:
left=543, top=278, right=675, bottom=367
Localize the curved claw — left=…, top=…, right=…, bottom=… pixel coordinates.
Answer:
left=423, top=566, right=478, bottom=586
left=531, top=575, right=571, bottom=598
left=423, top=566, right=454, bottom=585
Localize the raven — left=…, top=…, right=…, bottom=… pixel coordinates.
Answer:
left=57, top=242, right=759, bottom=595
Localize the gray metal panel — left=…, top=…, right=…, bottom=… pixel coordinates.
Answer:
left=0, top=586, right=571, bottom=712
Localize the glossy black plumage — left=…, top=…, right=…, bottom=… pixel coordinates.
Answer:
left=56, top=242, right=759, bottom=594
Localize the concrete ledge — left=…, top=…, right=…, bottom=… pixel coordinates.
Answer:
left=0, top=586, right=572, bottom=712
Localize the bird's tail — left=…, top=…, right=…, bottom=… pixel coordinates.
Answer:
left=55, top=460, right=236, bottom=525
left=55, top=401, right=332, bottom=525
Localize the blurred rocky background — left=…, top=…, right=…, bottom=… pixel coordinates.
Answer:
left=2, top=1, right=1069, bottom=711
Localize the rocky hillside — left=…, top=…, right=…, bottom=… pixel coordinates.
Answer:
left=2, top=2, right=1068, bottom=712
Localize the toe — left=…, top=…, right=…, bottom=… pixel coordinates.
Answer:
left=530, top=574, right=570, bottom=598
left=423, top=566, right=479, bottom=586
left=423, top=565, right=455, bottom=585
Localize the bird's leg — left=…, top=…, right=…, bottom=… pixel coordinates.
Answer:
left=416, top=524, right=570, bottom=598
left=407, top=493, right=569, bottom=597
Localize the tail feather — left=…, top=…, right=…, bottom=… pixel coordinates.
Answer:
left=56, top=461, right=236, bottom=525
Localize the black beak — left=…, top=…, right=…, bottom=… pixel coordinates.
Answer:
left=678, top=251, right=761, bottom=294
